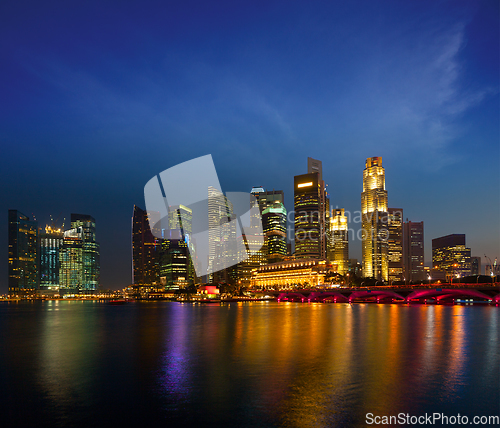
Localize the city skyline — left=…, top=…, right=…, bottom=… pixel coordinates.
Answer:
left=1, top=0, right=498, bottom=291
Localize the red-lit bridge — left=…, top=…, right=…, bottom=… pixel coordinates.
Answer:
left=252, top=284, right=500, bottom=304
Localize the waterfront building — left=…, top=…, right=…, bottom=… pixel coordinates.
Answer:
left=403, top=220, right=425, bottom=282
left=159, top=229, right=194, bottom=290
left=59, top=227, right=83, bottom=291
left=432, top=234, right=471, bottom=280
left=361, top=157, right=388, bottom=281
left=263, top=202, right=287, bottom=263
left=132, top=205, right=160, bottom=285
left=387, top=208, right=404, bottom=282
left=70, top=214, right=100, bottom=290
left=328, top=208, right=349, bottom=275
left=294, top=158, right=328, bottom=259
left=8, top=210, right=38, bottom=294
left=39, top=225, right=64, bottom=289
left=208, top=186, right=237, bottom=282
left=250, top=259, right=332, bottom=289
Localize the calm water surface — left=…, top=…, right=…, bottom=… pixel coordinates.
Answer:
left=0, top=301, right=498, bottom=427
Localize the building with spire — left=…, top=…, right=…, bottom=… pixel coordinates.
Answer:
left=361, top=157, right=388, bottom=281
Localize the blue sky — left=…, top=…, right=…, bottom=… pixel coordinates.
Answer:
left=0, top=0, right=498, bottom=290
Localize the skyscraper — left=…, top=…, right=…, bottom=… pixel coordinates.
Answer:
left=132, top=205, right=160, bottom=285
left=159, top=229, right=194, bottom=290
left=432, top=234, right=471, bottom=280
left=387, top=208, right=404, bottom=282
left=403, top=220, right=425, bottom=282
left=208, top=186, right=237, bottom=283
left=70, top=214, right=100, bottom=290
left=361, top=157, right=388, bottom=281
left=262, top=202, right=287, bottom=263
left=294, top=158, right=328, bottom=259
left=8, top=210, right=38, bottom=294
left=59, top=227, right=83, bottom=291
left=39, top=225, right=64, bottom=289
left=328, top=208, right=349, bottom=275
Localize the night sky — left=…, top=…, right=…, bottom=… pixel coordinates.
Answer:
left=1, top=0, right=498, bottom=291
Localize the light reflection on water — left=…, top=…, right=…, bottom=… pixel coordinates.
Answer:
left=0, top=301, right=498, bottom=428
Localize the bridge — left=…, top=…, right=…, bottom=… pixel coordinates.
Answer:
left=252, top=284, right=500, bottom=304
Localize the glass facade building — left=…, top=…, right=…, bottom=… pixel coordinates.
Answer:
left=132, top=205, right=160, bottom=285
left=8, top=210, right=38, bottom=294
left=432, top=234, right=471, bottom=280
left=39, top=225, right=64, bottom=289
left=262, top=202, right=287, bottom=263
left=70, top=214, right=100, bottom=290
left=294, top=173, right=324, bottom=259
left=361, top=157, right=388, bottom=281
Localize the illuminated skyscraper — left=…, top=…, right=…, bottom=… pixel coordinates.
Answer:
left=39, top=225, right=64, bottom=289
left=403, top=220, right=425, bottom=282
left=59, top=227, right=83, bottom=291
left=70, top=214, right=100, bottom=290
left=328, top=208, right=349, bottom=275
left=387, top=208, right=404, bottom=282
left=132, top=205, right=160, bottom=285
left=361, top=157, right=388, bottom=281
left=263, top=202, right=287, bottom=263
left=294, top=158, right=328, bottom=259
left=8, top=210, right=38, bottom=294
left=159, top=229, right=194, bottom=290
left=432, top=234, right=471, bottom=280
left=208, top=186, right=237, bottom=283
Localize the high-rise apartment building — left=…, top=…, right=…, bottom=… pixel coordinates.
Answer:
left=432, top=234, right=471, bottom=280
left=361, top=157, right=388, bottom=281
left=39, top=225, right=64, bottom=289
left=8, top=210, right=38, bottom=294
left=387, top=208, right=404, bottom=282
left=328, top=208, right=349, bottom=275
left=132, top=205, right=160, bottom=285
left=403, top=220, right=425, bottom=282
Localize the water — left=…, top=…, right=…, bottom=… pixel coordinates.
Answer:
left=0, top=301, right=498, bottom=427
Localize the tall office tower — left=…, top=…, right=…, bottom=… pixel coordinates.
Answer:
left=403, top=220, right=425, bottom=282
left=159, top=229, right=194, bottom=290
left=328, top=208, right=349, bottom=275
left=307, top=157, right=328, bottom=258
left=59, top=227, right=83, bottom=291
left=39, top=225, right=64, bottom=289
left=208, top=186, right=237, bottom=283
left=132, top=205, right=160, bottom=285
left=361, top=157, right=388, bottom=281
left=262, top=202, right=287, bottom=263
left=432, top=234, right=471, bottom=279
left=387, top=208, right=404, bottom=282
left=8, top=210, right=38, bottom=294
left=294, top=158, right=328, bottom=259
left=70, top=214, right=100, bottom=290
left=470, top=256, right=481, bottom=276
